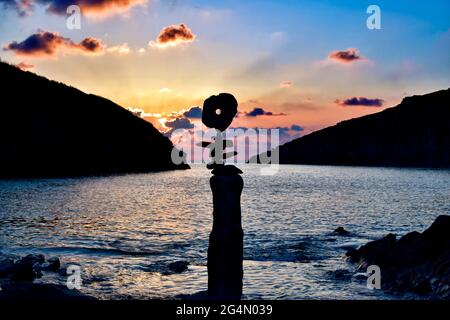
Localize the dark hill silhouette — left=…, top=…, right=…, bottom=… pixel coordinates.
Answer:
left=252, top=88, right=450, bottom=168
left=0, top=61, right=188, bottom=177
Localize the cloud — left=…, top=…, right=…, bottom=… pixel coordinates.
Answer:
left=279, top=80, right=292, bottom=88
left=328, top=48, right=362, bottom=63
left=127, top=107, right=166, bottom=131
left=183, top=106, right=202, bottom=119
left=77, top=37, right=103, bottom=53
left=165, top=117, right=194, bottom=129
left=0, top=0, right=32, bottom=16
left=246, top=108, right=271, bottom=116
left=129, top=106, right=202, bottom=136
left=290, top=124, right=304, bottom=131
left=149, top=23, right=196, bottom=49
left=106, top=43, right=130, bottom=54
left=0, top=0, right=147, bottom=17
left=16, top=61, right=34, bottom=70
left=3, top=31, right=103, bottom=57
left=158, top=87, right=172, bottom=93
left=164, top=117, right=195, bottom=136
left=4, top=31, right=67, bottom=56
left=334, top=97, right=384, bottom=107
left=128, top=107, right=145, bottom=118
left=243, top=107, right=286, bottom=117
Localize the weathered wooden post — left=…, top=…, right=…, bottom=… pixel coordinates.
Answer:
left=200, top=93, right=243, bottom=300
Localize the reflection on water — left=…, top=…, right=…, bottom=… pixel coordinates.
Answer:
left=0, top=165, right=449, bottom=299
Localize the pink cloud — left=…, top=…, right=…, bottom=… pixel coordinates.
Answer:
left=329, top=48, right=363, bottom=63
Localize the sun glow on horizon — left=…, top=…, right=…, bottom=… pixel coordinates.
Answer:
left=0, top=0, right=448, bottom=144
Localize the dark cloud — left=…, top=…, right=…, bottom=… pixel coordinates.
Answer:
left=290, top=124, right=304, bottom=131
left=335, top=97, right=384, bottom=107
left=164, top=117, right=195, bottom=137
left=3, top=31, right=103, bottom=56
left=4, top=31, right=67, bottom=56
left=77, top=37, right=103, bottom=52
left=0, top=0, right=145, bottom=16
left=244, top=107, right=286, bottom=117
left=246, top=108, right=270, bottom=116
left=329, top=48, right=362, bottom=63
left=155, top=23, right=196, bottom=46
left=165, top=117, right=194, bottom=130
left=183, top=106, right=202, bottom=119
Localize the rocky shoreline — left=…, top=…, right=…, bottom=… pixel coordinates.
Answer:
left=0, top=253, right=94, bottom=300
left=0, top=253, right=194, bottom=300
left=346, top=215, right=450, bottom=299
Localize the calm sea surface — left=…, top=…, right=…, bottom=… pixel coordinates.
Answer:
left=0, top=165, right=449, bottom=299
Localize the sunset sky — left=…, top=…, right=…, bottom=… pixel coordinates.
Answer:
left=1, top=0, right=449, bottom=144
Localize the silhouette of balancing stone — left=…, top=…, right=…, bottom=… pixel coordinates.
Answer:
left=202, top=93, right=243, bottom=300
left=202, top=93, right=238, bottom=132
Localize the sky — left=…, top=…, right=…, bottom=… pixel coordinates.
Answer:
left=1, top=0, right=449, bottom=152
